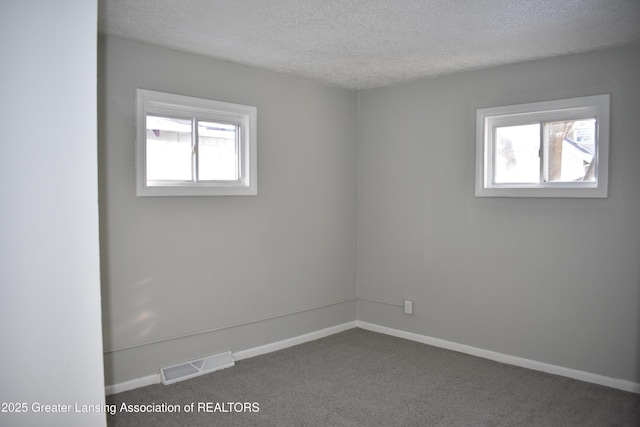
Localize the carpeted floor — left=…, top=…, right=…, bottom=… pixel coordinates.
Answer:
left=106, top=328, right=640, bottom=426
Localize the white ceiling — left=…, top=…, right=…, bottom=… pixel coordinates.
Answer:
left=98, top=0, right=640, bottom=90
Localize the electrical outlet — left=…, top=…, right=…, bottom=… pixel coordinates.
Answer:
left=404, top=300, right=413, bottom=315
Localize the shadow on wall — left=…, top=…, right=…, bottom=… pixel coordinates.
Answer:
left=97, top=40, right=112, bottom=382
left=637, top=260, right=640, bottom=383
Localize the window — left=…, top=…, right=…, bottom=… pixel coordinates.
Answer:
left=475, top=94, right=609, bottom=198
left=136, top=89, right=257, bottom=196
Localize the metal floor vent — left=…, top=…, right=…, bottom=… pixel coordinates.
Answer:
left=161, top=351, right=235, bottom=385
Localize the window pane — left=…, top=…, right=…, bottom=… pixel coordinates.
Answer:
left=544, top=119, right=596, bottom=182
left=494, top=124, right=540, bottom=184
left=146, top=116, right=192, bottom=182
left=198, top=121, right=239, bottom=181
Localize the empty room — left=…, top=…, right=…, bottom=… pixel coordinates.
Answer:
left=2, top=1, right=639, bottom=426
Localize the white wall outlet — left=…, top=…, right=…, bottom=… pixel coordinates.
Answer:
left=404, top=300, right=413, bottom=315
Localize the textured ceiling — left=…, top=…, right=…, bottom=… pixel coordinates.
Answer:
left=99, top=0, right=640, bottom=90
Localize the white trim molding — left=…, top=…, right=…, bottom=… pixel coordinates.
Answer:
left=106, top=320, right=639, bottom=395
left=105, top=321, right=357, bottom=395
left=233, top=321, right=357, bottom=361
left=105, top=374, right=161, bottom=396
left=357, top=321, right=640, bottom=394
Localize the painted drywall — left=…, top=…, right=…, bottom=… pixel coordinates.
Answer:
left=0, top=1, right=106, bottom=426
left=99, top=37, right=358, bottom=385
left=357, top=45, right=640, bottom=383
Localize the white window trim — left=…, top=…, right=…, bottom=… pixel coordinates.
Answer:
left=136, top=89, right=257, bottom=196
left=475, top=94, right=609, bottom=198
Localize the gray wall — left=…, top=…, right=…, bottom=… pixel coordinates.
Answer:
left=357, top=45, right=640, bottom=383
left=0, top=1, right=105, bottom=426
left=99, top=37, right=358, bottom=386
left=100, top=35, right=640, bottom=387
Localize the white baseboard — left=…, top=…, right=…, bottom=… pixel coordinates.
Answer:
left=105, top=373, right=160, bottom=395
left=106, top=320, right=639, bottom=395
left=357, top=321, right=640, bottom=394
left=105, top=321, right=358, bottom=395
left=233, top=321, right=357, bottom=361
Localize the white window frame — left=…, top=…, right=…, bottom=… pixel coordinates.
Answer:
left=475, top=94, right=609, bottom=198
left=136, top=89, right=257, bottom=196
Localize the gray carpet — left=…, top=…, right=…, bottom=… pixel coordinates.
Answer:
left=106, top=328, right=640, bottom=426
